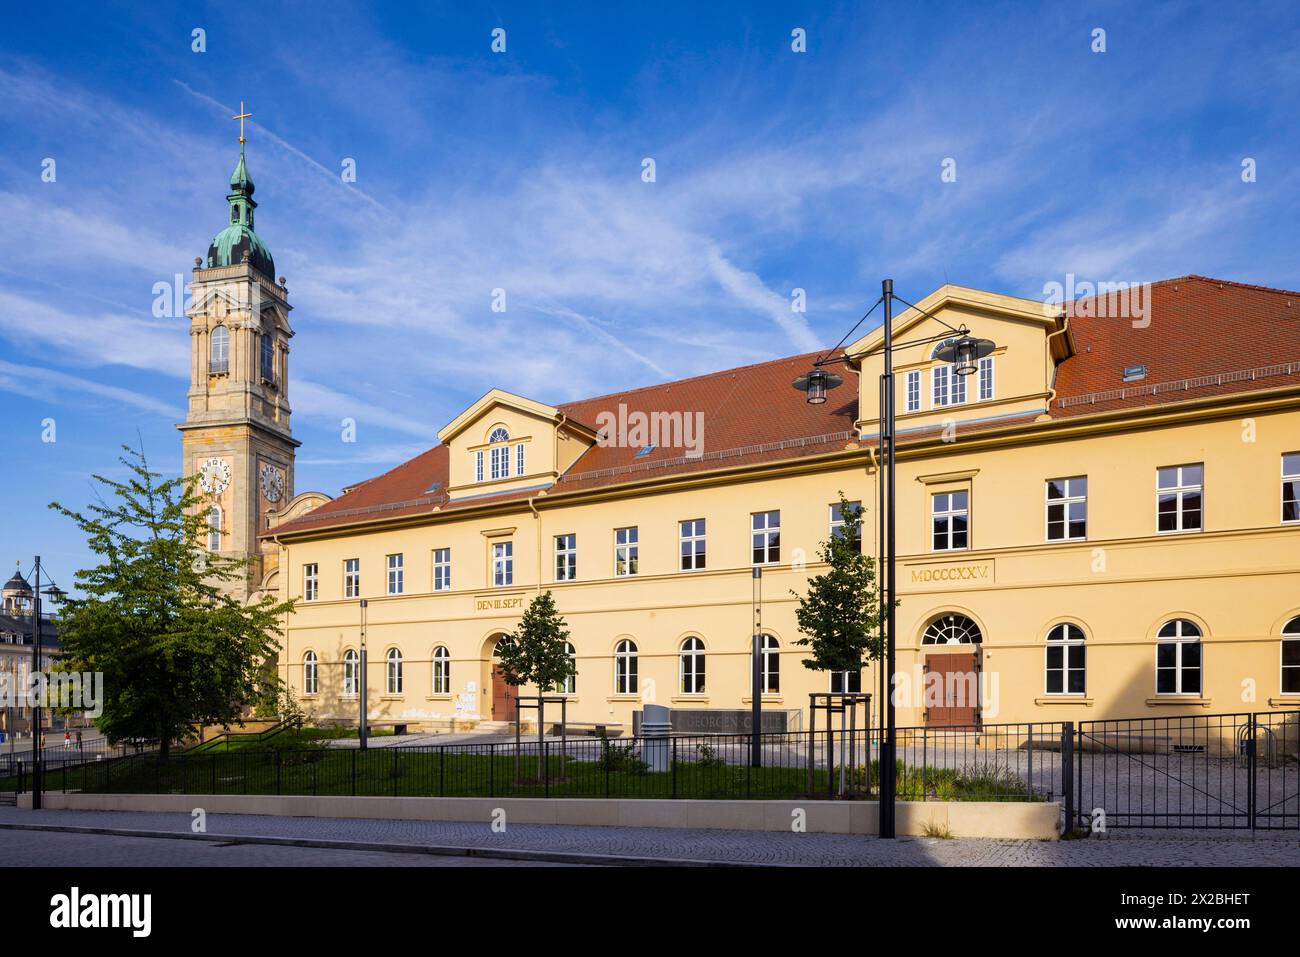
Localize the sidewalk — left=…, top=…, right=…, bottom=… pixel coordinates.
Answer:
left=1, top=807, right=1297, bottom=866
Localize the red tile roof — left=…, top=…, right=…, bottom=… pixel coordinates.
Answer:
left=268, top=276, right=1300, bottom=538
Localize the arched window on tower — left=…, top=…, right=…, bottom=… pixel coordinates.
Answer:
left=206, top=505, right=221, bottom=552
left=209, top=326, right=229, bottom=375
left=260, top=333, right=275, bottom=383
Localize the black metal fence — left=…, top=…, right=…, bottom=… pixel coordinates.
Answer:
left=8, top=711, right=1298, bottom=833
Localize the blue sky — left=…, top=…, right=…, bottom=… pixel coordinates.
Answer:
left=3, top=0, right=1299, bottom=588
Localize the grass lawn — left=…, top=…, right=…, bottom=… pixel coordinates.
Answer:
left=19, top=747, right=1043, bottom=803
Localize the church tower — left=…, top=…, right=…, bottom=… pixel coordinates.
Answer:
left=178, top=109, right=298, bottom=601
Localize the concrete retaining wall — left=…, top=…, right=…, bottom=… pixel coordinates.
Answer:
left=22, top=792, right=1060, bottom=840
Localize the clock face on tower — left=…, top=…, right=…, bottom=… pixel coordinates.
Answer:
left=260, top=463, right=285, bottom=503
left=199, top=457, right=231, bottom=494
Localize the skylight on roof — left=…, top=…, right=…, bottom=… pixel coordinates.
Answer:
left=634, top=444, right=657, bottom=459
left=424, top=481, right=442, bottom=494
left=1122, top=364, right=1148, bottom=382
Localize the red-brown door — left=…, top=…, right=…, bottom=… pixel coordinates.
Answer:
left=924, top=652, right=981, bottom=728
left=491, top=666, right=518, bottom=722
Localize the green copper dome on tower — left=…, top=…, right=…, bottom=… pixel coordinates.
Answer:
left=206, top=141, right=275, bottom=278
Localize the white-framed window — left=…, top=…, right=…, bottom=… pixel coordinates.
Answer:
left=759, top=634, right=780, bottom=694
left=516, top=443, right=525, bottom=476
left=386, top=553, right=404, bottom=595
left=1282, top=453, right=1300, bottom=524
left=303, top=650, right=318, bottom=695
left=475, top=450, right=484, bottom=482
left=555, top=533, right=577, bottom=581
left=1157, top=464, right=1203, bottom=533
left=207, top=505, right=222, bottom=552
left=303, top=563, right=318, bottom=602
left=614, top=526, right=638, bottom=577
left=614, top=639, right=638, bottom=695
left=751, top=510, right=781, bottom=565
left=922, top=613, right=983, bottom=645
left=490, top=445, right=509, bottom=480
left=432, top=646, right=450, bottom=695
left=343, top=649, right=358, bottom=696
left=680, top=519, right=706, bottom=570
left=432, top=548, right=451, bottom=591
left=386, top=647, right=403, bottom=695
left=1282, top=617, right=1300, bottom=695
left=905, top=370, right=921, bottom=413
left=679, top=636, right=706, bottom=694
left=1156, top=619, right=1202, bottom=695
left=344, top=558, right=360, bottom=599
left=1045, top=477, right=1087, bottom=541
left=493, top=541, right=514, bottom=586
left=489, top=427, right=510, bottom=443
left=830, top=500, right=863, bottom=550
left=931, top=491, right=969, bottom=551
left=830, top=670, right=861, bottom=694
left=977, top=356, right=994, bottom=401
left=558, top=642, right=576, bottom=695
left=951, top=366, right=967, bottom=404
left=1045, top=623, right=1086, bottom=695
left=932, top=365, right=950, bottom=408
left=209, top=325, right=229, bottom=375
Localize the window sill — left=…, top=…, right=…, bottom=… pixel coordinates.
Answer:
left=425, top=694, right=453, bottom=701
left=379, top=694, right=405, bottom=701
left=671, top=696, right=709, bottom=704
left=1145, top=696, right=1212, bottom=707
left=741, top=695, right=783, bottom=705
left=1034, top=696, right=1093, bottom=706
left=1267, top=696, right=1300, bottom=707
left=606, top=695, right=640, bottom=703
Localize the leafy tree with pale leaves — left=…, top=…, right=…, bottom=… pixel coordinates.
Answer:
left=496, top=590, right=576, bottom=695
left=49, top=445, right=295, bottom=757
left=792, top=492, right=888, bottom=679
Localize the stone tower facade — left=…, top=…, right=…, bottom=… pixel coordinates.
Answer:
left=178, top=139, right=298, bottom=601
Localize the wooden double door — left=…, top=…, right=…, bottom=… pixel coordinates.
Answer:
left=491, top=665, right=518, bottom=722
left=924, top=652, right=981, bottom=728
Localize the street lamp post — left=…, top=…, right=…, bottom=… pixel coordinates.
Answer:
left=793, top=279, right=994, bottom=838
left=27, top=556, right=65, bottom=811
left=751, top=566, right=762, bottom=768
left=359, top=598, right=368, bottom=751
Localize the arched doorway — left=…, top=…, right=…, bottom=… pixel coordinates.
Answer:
left=920, top=613, right=983, bottom=728
left=487, top=634, right=518, bottom=723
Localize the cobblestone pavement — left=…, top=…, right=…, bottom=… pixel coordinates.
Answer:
left=0, top=825, right=562, bottom=866
left=1, top=808, right=1296, bottom=866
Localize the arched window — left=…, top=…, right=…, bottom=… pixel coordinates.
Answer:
left=614, top=639, right=638, bottom=695
left=432, top=646, right=450, bottom=695
left=1156, top=619, right=1202, bottom=695
left=343, top=649, right=358, bottom=697
left=1045, top=623, right=1086, bottom=695
left=922, top=614, right=983, bottom=645
left=679, top=637, right=705, bottom=694
left=558, top=642, right=576, bottom=695
left=260, top=333, right=274, bottom=383
left=760, top=634, right=780, bottom=694
left=386, top=648, right=403, bottom=695
left=209, top=326, right=229, bottom=374
left=1282, top=617, right=1300, bottom=695
left=207, top=505, right=221, bottom=552
left=303, top=651, right=318, bottom=695
left=488, top=428, right=511, bottom=479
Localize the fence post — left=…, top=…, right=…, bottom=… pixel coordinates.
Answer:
left=392, top=748, right=398, bottom=797
left=544, top=740, right=550, bottom=799
left=351, top=748, right=357, bottom=796
left=1246, top=713, right=1257, bottom=833
left=672, top=737, right=678, bottom=799
left=1061, top=722, right=1074, bottom=835
left=211, top=753, right=216, bottom=795
left=18, top=760, right=24, bottom=795
left=490, top=744, right=495, bottom=798
left=275, top=750, right=282, bottom=796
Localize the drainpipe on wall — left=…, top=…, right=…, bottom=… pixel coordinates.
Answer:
left=528, top=495, right=542, bottom=595
left=1045, top=313, right=1070, bottom=406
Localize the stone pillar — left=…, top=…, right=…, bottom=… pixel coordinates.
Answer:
left=641, top=703, right=671, bottom=773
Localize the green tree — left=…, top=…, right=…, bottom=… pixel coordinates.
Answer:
left=496, top=590, right=576, bottom=694
left=49, top=445, right=295, bottom=757
left=792, top=492, right=888, bottom=678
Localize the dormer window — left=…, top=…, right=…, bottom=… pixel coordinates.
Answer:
left=489, top=428, right=510, bottom=443
left=486, top=428, right=512, bottom=480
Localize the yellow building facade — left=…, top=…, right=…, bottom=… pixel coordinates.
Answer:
left=264, top=277, right=1300, bottom=733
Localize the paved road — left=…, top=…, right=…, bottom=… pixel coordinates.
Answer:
left=0, top=826, right=563, bottom=866
left=1, top=807, right=1297, bottom=866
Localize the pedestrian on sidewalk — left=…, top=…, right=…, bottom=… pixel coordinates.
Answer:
left=63, top=730, right=71, bottom=751
left=75, top=729, right=83, bottom=751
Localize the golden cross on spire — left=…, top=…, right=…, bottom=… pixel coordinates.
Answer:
left=232, top=100, right=252, bottom=145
